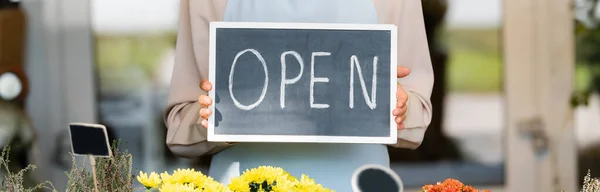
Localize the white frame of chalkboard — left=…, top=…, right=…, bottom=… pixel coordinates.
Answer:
left=208, top=22, right=398, bottom=144
left=68, top=122, right=113, bottom=157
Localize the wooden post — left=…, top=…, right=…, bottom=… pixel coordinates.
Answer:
left=89, top=155, right=99, bottom=192
left=504, top=0, right=577, bottom=191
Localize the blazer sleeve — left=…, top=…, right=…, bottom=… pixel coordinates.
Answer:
left=374, top=0, right=434, bottom=149
left=163, top=0, right=231, bottom=158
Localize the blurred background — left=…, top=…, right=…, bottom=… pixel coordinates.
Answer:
left=0, top=0, right=595, bottom=191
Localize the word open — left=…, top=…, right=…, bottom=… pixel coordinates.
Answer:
left=228, top=48, right=379, bottom=111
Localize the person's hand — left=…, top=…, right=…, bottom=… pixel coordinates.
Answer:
left=393, top=67, right=411, bottom=130
left=198, top=80, right=213, bottom=128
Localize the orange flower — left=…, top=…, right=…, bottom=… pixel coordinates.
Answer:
left=421, top=178, right=490, bottom=192
left=422, top=184, right=436, bottom=191
left=463, top=185, right=476, bottom=191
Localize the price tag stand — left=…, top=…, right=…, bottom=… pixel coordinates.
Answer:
left=68, top=123, right=113, bottom=192
left=89, top=156, right=99, bottom=192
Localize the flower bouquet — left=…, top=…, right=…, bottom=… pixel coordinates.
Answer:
left=137, top=166, right=334, bottom=192
left=137, top=168, right=227, bottom=192
left=421, top=179, right=490, bottom=192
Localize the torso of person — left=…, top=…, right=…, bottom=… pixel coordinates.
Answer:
left=208, top=0, right=390, bottom=191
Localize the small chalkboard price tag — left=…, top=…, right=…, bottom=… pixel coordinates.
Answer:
left=351, top=164, right=403, bottom=192
left=208, top=22, right=398, bottom=144
left=68, top=122, right=112, bottom=192
left=68, top=123, right=112, bottom=157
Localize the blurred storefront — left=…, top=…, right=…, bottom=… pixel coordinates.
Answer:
left=14, top=0, right=581, bottom=191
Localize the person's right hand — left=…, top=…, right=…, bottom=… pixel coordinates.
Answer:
left=198, top=80, right=213, bottom=128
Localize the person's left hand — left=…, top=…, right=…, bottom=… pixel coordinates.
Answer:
left=393, top=66, right=410, bottom=130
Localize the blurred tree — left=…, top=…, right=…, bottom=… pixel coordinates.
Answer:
left=388, top=0, right=462, bottom=162
left=575, top=0, right=600, bottom=104
left=574, top=0, right=600, bottom=188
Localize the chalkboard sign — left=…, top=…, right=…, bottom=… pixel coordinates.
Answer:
left=68, top=123, right=112, bottom=157
left=352, top=164, right=403, bottom=192
left=208, top=22, right=397, bottom=144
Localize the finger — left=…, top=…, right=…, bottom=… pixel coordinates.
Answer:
left=395, top=116, right=403, bottom=124
left=392, top=108, right=401, bottom=116
left=200, top=80, right=213, bottom=92
left=397, top=66, right=411, bottom=78
left=200, top=108, right=212, bottom=119
left=400, top=104, right=407, bottom=113
left=395, top=111, right=408, bottom=123
left=392, top=105, right=408, bottom=116
left=201, top=119, right=208, bottom=128
left=198, top=95, right=213, bottom=107
left=396, top=84, right=408, bottom=107
left=396, top=97, right=407, bottom=108
left=397, top=123, right=405, bottom=130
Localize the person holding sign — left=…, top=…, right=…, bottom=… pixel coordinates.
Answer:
left=164, top=0, right=433, bottom=191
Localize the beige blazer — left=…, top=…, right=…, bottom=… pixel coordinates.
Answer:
left=164, top=0, right=434, bottom=158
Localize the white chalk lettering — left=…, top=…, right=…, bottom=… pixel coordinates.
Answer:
left=280, top=51, right=304, bottom=109
left=229, top=49, right=268, bottom=110
left=349, top=55, right=378, bottom=110
left=310, top=52, right=331, bottom=109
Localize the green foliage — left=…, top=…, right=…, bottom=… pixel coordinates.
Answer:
left=576, top=24, right=600, bottom=65
left=95, top=32, right=177, bottom=93
left=576, top=0, right=600, bottom=65
left=65, top=140, right=137, bottom=192
left=443, top=29, right=503, bottom=93
left=0, top=146, right=56, bottom=192
left=572, top=0, right=600, bottom=107
left=1, top=140, right=139, bottom=192
left=65, top=154, right=94, bottom=192
left=95, top=33, right=176, bottom=77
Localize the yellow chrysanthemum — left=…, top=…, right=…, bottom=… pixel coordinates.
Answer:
left=201, top=180, right=230, bottom=192
left=190, top=172, right=213, bottom=187
left=291, top=174, right=334, bottom=192
left=227, top=176, right=250, bottom=192
left=159, top=182, right=198, bottom=192
left=167, top=168, right=199, bottom=185
left=297, top=174, right=319, bottom=187
left=270, top=177, right=296, bottom=192
left=137, top=171, right=162, bottom=189
left=228, top=166, right=297, bottom=192
left=160, top=171, right=172, bottom=183
left=146, top=166, right=332, bottom=192
left=157, top=168, right=227, bottom=191
left=191, top=175, right=228, bottom=192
